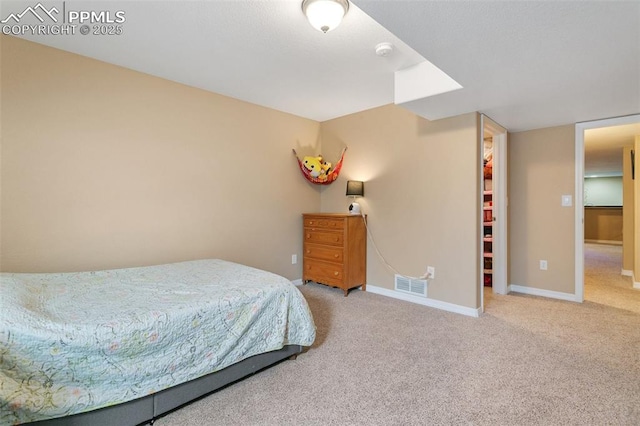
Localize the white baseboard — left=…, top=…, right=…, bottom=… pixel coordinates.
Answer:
left=620, top=271, right=640, bottom=289
left=584, top=239, right=622, bottom=245
left=291, top=279, right=303, bottom=286
left=366, top=285, right=481, bottom=318
left=509, top=284, right=579, bottom=302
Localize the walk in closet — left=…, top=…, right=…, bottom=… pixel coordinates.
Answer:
left=480, top=115, right=508, bottom=305
left=483, top=136, right=494, bottom=287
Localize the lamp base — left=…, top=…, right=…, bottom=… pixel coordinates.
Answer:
left=349, top=202, right=361, bottom=215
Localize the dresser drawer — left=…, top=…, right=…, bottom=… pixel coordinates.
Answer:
left=304, top=217, right=345, bottom=230
left=304, top=243, right=344, bottom=263
left=304, top=230, right=343, bottom=246
left=304, top=261, right=344, bottom=287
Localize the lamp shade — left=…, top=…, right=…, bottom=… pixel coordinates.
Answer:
left=346, top=180, right=364, bottom=197
left=302, top=0, right=349, bottom=33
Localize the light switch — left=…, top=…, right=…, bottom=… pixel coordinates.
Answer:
left=561, top=195, right=572, bottom=207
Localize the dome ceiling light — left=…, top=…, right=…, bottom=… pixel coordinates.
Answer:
left=302, top=0, right=349, bottom=33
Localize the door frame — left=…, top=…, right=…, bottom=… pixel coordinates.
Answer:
left=480, top=114, right=508, bottom=311
left=574, top=113, right=640, bottom=302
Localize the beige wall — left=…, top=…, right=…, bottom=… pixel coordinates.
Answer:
left=0, top=35, right=321, bottom=277
left=319, top=106, right=481, bottom=309
left=509, top=125, right=576, bottom=294
left=1, top=37, right=484, bottom=309
left=584, top=207, right=623, bottom=242
left=622, top=145, right=635, bottom=273
left=1, top=35, right=588, bottom=307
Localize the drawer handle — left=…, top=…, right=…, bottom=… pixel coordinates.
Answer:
left=334, top=254, right=339, bottom=258
left=334, top=271, right=339, bottom=276
left=306, top=234, right=310, bottom=239
left=306, top=250, right=311, bottom=254
left=334, top=237, right=339, bottom=242
left=309, top=221, right=314, bottom=225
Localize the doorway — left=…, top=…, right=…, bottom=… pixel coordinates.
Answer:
left=480, top=115, right=508, bottom=312
left=575, top=114, right=640, bottom=302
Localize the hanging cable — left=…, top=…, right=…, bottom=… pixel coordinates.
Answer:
left=357, top=210, right=432, bottom=281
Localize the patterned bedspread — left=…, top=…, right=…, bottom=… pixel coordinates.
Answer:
left=0, top=259, right=316, bottom=424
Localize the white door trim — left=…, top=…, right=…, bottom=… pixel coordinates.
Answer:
left=492, top=130, right=508, bottom=295
left=575, top=114, right=640, bottom=302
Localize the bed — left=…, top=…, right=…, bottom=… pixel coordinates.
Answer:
left=0, top=259, right=316, bottom=425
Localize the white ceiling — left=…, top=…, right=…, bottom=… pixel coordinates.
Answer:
left=357, top=0, right=640, bottom=132
left=3, top=0, right=428, bottom=122
left=3, top=0, right=640, bottom=174
left=585, top=123, right=640, bottom=177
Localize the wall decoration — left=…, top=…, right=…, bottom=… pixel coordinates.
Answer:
left=292, top=147, right=347, bottom=185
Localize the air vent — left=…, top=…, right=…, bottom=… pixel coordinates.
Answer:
left=394, top=275, right=427, bottom=297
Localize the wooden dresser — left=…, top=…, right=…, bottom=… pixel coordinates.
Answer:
left=302, top=213, right=366, bottom=296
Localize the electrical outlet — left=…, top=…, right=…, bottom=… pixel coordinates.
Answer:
left=292, top=254, right=297, bottom=265
left=540, top=260, right=547, bottom=270
left=427, top=266, right=435, bottom=279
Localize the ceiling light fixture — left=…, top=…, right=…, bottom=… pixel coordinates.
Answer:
left=302, top=0, right=349, bottom=33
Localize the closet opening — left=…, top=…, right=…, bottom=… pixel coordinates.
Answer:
left=483, top=133, right=494, bottom=288
left=480, top=115, right=508, bottom=312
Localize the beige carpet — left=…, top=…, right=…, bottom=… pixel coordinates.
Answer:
left=156, top=247, right=640, bottom=425
left=583, top=243, right=640, bottom=314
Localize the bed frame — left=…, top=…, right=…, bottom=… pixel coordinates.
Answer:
left=28, top=345, right=303, bottom=426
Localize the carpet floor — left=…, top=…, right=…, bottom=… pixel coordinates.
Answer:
left=155, top=244, right=640, bottom=425
left=583, top=243, right=640, bottom=314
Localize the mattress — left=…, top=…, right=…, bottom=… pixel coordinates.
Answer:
left=0, top=259, right=316, bottom=424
